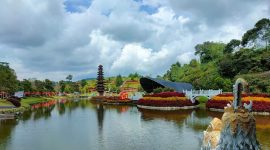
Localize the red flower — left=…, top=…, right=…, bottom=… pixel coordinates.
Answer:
left=144, top=92, right=186, bottom=98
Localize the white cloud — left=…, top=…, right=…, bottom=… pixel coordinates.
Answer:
left=111, top=43, right=171, bottom=76
left=0, top=0, right=269, bottom=81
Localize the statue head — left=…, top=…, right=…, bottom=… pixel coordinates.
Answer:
left=233, top=78, right=249, bottom=110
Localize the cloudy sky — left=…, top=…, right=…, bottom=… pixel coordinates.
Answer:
left=1, top=0, right=269, bottom=81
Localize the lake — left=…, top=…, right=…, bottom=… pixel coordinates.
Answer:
left=0, top=99, right=269, bottom=150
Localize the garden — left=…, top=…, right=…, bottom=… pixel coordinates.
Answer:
left=137, top=92, right=199, bottom=110
left=206, top=93, right=270, bottom=114
left=103, top=96, right=132, bottom=104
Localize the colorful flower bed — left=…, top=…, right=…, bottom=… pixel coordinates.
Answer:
left=138, top=92, right=198, bottom=108
left=144, top=92, right=186, bottom=98
left=206, top=93, right=270, bottom=112
left=104, top=96, right=132, bottom=104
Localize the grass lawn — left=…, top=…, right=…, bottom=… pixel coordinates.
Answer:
left=21, top=97, right=48, bottom=105
left=0, top=97, right=50, bottom=114
left=0, top=99, right=14, bottom=107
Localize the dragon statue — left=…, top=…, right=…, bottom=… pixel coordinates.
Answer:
left=202, top=78, right=261, bottom=150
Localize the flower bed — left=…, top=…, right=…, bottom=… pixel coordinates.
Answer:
left=207, top=93, right=270, bottom=113
left=103, top=96, right=132, bottom=104
left=210, top=93, right=270, bottom=102
left=143, top=97, right=188, bottom=101
left=215, top=93, right=270, bottom=98
left=137, top=92, right=198, bottom=109
left=144, top=92, right=186, bottom=98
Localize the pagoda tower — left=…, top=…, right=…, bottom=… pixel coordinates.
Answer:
left=96, top=65, right=105, bottom=96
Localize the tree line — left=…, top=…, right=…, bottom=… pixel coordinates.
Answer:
left=0, top=62, right=82, bottom=94
left=0, top=60, right=143, bottom=95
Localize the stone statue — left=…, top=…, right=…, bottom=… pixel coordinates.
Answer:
left=202, top=78, right=261, bottom=150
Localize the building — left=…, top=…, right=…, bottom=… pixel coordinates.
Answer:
left=140, top=77, right=193, bottom=93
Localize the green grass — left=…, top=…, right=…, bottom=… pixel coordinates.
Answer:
left=21, top=97, right=48, bottom=105
left=0, top=99, right=13, bottom=106
left=0, top=97, right=50, bottom=114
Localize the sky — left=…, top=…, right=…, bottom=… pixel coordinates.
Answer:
left=0, top=0, right=269, bottom=81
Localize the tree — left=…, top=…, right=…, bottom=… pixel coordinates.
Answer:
left=195, top=42, right=225, bottom=63
left=168, top=63, right=181, bottom=82
left=44, top=79, right=54, bottom=92
left=59, top=80, right=66, bottom=93
left=241, top=18, right=270, bottom=48
left=175, top=61, right=181, bottom=67
left=20, top=79, right=33, bottom=92
left=0, top=62, right=18, bottom=93
left=80, top=79, right=87, bottom=88
left=224, top=39, right=241, bottom=53
left=189, top=59, right=199, bottom=68
left=66, top=75, right=73, bottom=82
left=34, top=80, right=45, bottom=92
left=218, top=54, right=237, bottom=78
left=128, top=72, right=141, bottom=80
left=115, top=75, right=123, bottom=87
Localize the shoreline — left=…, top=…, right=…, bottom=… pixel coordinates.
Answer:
left=208, top=108, right=270, bottom=116
left=0, top=96, right=68, bottom=115
left=137, top=105, right=199, bottom=111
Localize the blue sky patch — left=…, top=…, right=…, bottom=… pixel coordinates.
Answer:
left=139, top=4, right=158, bottom=15
left=64, top=0, right=92, bottom=13
left=133, top=0, right=142, bottom=2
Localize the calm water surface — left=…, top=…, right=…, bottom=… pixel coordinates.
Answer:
left=0, top=99, right=269, bottom=150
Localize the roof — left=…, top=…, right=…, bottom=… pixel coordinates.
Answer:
left=140, top=77, right=193, bottom=93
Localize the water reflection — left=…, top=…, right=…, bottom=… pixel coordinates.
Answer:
left=96, top=104, right=105, bottom=132
left=138, top=108, right=193, bottom=122
left=0, top=119, right=18, bottom=150
left=138, top=108, right=214, bottom=132
left=57, top=101, right=66, bottom=115
left=0, top=99, right=269, bottom=150
left=104, top=104, right=130, bottom=113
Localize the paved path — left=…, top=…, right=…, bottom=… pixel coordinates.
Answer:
left=0, top=106, right=15, bottom=109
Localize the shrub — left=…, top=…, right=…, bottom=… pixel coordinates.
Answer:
left=196, top=96, right=208, bottom=103
left=153, top=87, right=174, bottom=93
left=153, top=87, right=163, bottom=94
left=7, top=97, right=21, bottom=107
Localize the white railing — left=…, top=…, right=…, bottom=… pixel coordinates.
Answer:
left=183, top=89, right=222, bottom=103
left=129, top=92, right=144, bottom=101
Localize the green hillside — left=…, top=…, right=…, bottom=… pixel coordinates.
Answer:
left=163, top=18, right=270, bottom=93
left=237, top=71, right=270, bottom=93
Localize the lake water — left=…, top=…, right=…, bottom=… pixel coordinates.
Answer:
left=0, top=99, right=269, bottom=150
